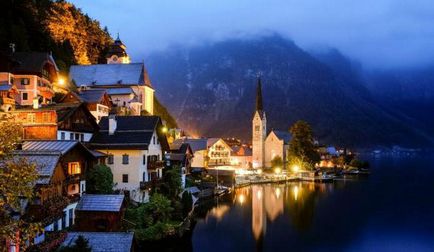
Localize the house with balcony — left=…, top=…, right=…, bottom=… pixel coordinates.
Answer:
left=59, top=89, right=112, bottom=123
left=89, top=115, right=169, bottom=203
left=14, top=140, right=103, bottom=244
left=207, top=138, right=233, bottom=167
left=0, top=51, right=59, bottom=106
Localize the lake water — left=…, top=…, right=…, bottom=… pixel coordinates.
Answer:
left=191, top=154, right=434, bottom=252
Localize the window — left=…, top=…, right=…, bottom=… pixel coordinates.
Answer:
left=60, top=132, right=65, bottom=140
left=255, top=126, right=260, bottom=131
left=9, top=76, right=14, bottom=84
left=21, top=78, right=30, bottom=85
left=69, top=133, right=73, bottom=140
left=143, top=155, right=147, bottom=165
left=122, top=154, right=129, bottom=164
left=153, top=136, right=156, bottom=145
left=67, top=162, right=81, bottom=175
left=75, top=133, right=79, bottom=140
left=43, top=112, right=51, bottom=122
left=54, top=220, right=59, bottom=231
left=122, top=174, right=128, bottom=183
left=62, top=211, right=66, bottom=229
left=27, top=113, right=35, bottom=123
left=80, top=134, right=84, bottom=142
left=68, top=209, right=73, bottom=226
left=22, top=92, right=28, bottom=100
left=107, top=154, right=114, bottom=164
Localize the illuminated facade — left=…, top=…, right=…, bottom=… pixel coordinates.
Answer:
left=252, top=78, right=266, bottom=168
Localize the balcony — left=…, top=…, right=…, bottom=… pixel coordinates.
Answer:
left=148, top=160, right=165, bottom=171
left=140, top=178, right=162, bottom=190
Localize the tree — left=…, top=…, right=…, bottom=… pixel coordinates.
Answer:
left=270, top=156, right=283, bottom=169
left=181, top=191, right=193, bottom=218
left=0, top=122, right=40, bottom=248
left=86, top=164, right=113, bottom=194
left=159, top=166, right=182, bottom=199
left=58, top=235, right=92, bottom=252
left=288, top=120, right=320, bottom=170
left=144, top=193, right=173, bottom=225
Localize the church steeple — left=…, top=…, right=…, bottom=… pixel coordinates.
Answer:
left=106, top=33, right=130, bottom=64
left=255, top=77, right=263, bottom=112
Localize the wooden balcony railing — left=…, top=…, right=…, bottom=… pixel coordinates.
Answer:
left=148, top=160, right=165, bottom=171
left=140, top=178, right=163, bottom=190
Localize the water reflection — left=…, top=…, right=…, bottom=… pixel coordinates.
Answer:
left=234, top=182, right=336, bottom=239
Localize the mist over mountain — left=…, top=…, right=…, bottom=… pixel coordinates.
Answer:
left=147, top=34, right=434, bottom=148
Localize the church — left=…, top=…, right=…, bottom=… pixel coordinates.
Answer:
left=252, top=78, right=291, bottom=169
left=69, top=34, right=154, bottom=116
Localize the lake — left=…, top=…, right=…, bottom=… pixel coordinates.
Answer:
left=191, top=154, right=434, bottom=252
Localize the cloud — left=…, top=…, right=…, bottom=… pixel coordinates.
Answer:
left=70, top=0, right=434, bottom=69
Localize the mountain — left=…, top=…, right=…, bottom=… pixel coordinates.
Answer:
left=146, top=35, right=434, bottom=147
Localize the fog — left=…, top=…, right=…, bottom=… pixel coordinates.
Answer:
left=70, top=0, right=434, bottom=69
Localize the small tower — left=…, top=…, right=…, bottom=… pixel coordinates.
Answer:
left=252, top=77, right=267, bottom=168
left=106, top=33, right=131, bottom=64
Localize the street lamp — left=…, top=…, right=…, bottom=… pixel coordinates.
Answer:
left=292, top=165, right=300, bottom=173
left=274, top=167, right=281, bottom=175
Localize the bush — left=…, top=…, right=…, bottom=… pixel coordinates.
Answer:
left=181, top=191, right=193, bottom=217
left=86, top=164, right=113, bottom=194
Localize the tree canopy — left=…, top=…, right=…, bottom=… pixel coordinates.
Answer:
left=86, top=164, right=113, bottom=194
left=288, top=120, right=320, bottom=169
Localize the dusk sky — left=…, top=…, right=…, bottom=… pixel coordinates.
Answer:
left=70, top=0, right=434, bottom=69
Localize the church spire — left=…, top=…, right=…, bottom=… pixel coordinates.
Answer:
left=255, top=77, right=263, bottom=112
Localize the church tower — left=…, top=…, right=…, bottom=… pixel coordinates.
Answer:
left=106, top=34, right=131, bottom=64
left=252, top=77, right=267, bottom=168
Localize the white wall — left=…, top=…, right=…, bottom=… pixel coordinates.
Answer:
left=57, top=130, right=92, bottom=142
left=264, top=132, right=284, bottom=168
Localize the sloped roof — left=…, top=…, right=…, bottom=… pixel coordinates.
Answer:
left=0, top=84, right=13, bottom=91
left=90, top=116, right=168, bottom=150
left=13, top=151, right=61, bottom=185
left=69, top=63, right=152, bottom=88
left=76, top=194, right=124, bottom=212
left=11, top=52, right=58, bottom=73
left=78, top=89, right=107, bottom=103
left=172, top=138, right=207, bottom=153
left=22, top=140, right=79, bottom=155
left=105, top=87, right=134, bottom=96
left=272, top=130, right=292, bottom=144
left=62, top=232, right=134, bottom=252
left=232, top=146, right=252, bottom=156
left=207, top=138, right=221, bottom=147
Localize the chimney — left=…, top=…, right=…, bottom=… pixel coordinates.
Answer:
left=32, top=98, right=39, bottom=109
left=108, top=115, right=117, bottom=135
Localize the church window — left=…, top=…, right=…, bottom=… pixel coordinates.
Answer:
left=255, top=126, right=260, bottom=131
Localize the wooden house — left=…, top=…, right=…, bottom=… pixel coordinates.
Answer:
left=60, top=90, right=112, bottom=123
left=75, top=194, right=126, bottom=232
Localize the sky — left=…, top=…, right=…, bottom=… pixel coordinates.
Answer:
left=70, top=0, right=434, bottom=69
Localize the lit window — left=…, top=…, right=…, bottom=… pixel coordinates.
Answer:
left=122, top=154, right=129, bottom=165
left=68, top=162, right=81, bottom=175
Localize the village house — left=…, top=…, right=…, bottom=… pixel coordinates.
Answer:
left=230, top=145, right=253, bottom=169
left=74, top=194, right=126, bottom=232
left=0, top=50, right=59, bottom=107
left=61, top=232, right=135, bottom=252
left=207, top=138, right=232, bottom=167
left=264, top=130, right=292, bottom=168
left=172, top=138, right=208, bottom=169
left=8, top=102, right=99, bottom=142
left=89, top=115, right=169, bottom=203
left=59, top=89, right=112, bottom=123
left=69, top=36, right=154, bottom=116
left=15, top=140, right=103, bottom=244
left=166, top=142, right=194, bottom=188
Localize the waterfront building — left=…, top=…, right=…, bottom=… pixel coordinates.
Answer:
left=207, top=138, right=232, bottom=167
left=89, top=115, right=168, bottom=203
left=172, top=138, right=208, bottom=168
left=264, top=130, right=292, bottom=168
left=252, top=78, right=267, bottom=168
left=230, top=145, right=253, bottom=169
left=166, top=142, right=194, bottom=188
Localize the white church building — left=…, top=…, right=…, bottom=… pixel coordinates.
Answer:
left=252, top=78, right=291, bottom=169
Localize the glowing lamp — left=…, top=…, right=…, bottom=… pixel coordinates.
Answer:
left=292, top=165, right=300, bottom=173
left=58, top=77, right=65, bottom=86
left=274, top=167, right=281, bottom=174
